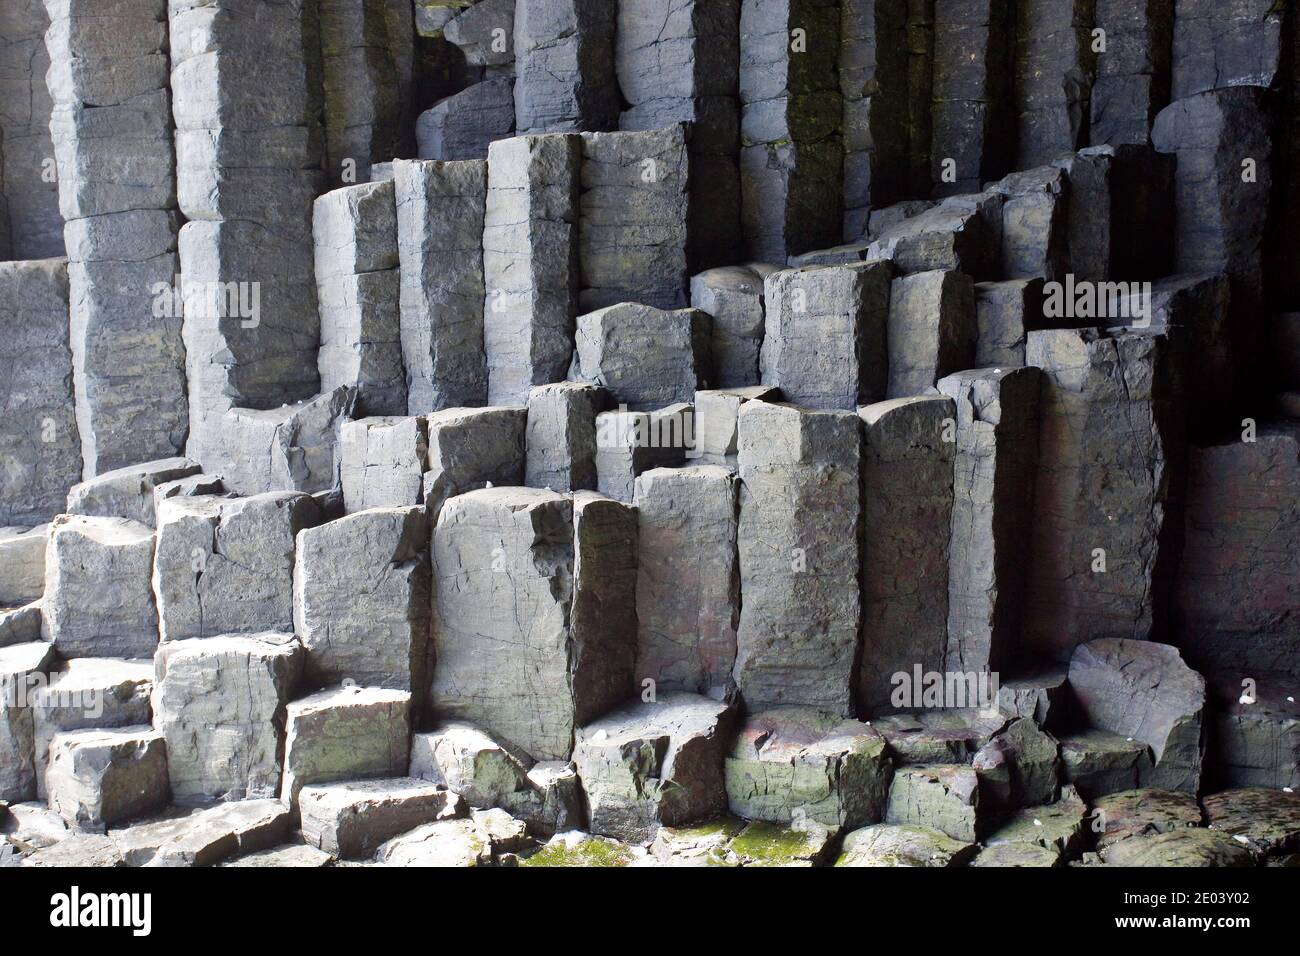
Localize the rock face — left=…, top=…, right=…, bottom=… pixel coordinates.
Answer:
left=990, top=165, right=1069, bottom=282
left=760, top=262, right=891, bottom=410
left=694, top=386, right=780, bottom=467
left=1092, top=788, right=1202, bottom=850
left=1059, top=729, right=1153, bottom=800
left=594, top=402, right=696, bottom=503
left=735, top=403, right=861, bottom=715
left=513, top=0, right=618, bottom=134
left=578, top=126, right=694, bottom=311
left=1099, top=828, right=1253, bottom=867
left=0, top=526, right=48, bottom=608
left=423, top=406, right=527, bottom=519
left=47, top=0, right=188, bottom=477
left=1201, top=788, right=1300, bottom=860
left=418, top=76, right=517, bottom=163
left=110, top=799, right=291, bottom=867
left=299, top=777, right=459, bottom=859
left=525, top=383, right=606, bottom=492
left=45, top=727, right=169, bottom=832
left=0, top=260, right=81, bottom=526
left=971, top=718, right=1061, bottom=811
left=43, top=516, right=157, bottom=660
left=340, top=416, right=429, bottom=513
left=885, top=764, right=984, bottom=842
left=294, top=507, right=431, bottom=697
left=1176, top=424, right=1300, bottom=678
left=0, top=641, right=54, bottom=801
left=1171, top=0, right=1287, bottom=100
left=482, top=133, right=581, bottom=406
left=281, top=686, right=412, bottom=806
left=221, top=388, right=357, bottom=497
left=633, top=466, right=739, bottom=697
left=171, top=0, right=326, bottom=476
left=938, top=367, right=1041, bottom=674
left=858, top=396, right=955, bottom=715
left=394, top=159, right=488, bottom=413
left=1205, top=672, right=1300, bottom=790
left=886, top=270, right=976, bottom=398
left=1091, top=0, right=1172, bottom=147
left=314, top=180, right=405, bottom=417
left=691, top=266, right=769, bottom=388
left=152, top=633, right=303, bottom=804
left=1068, top=639, right=1207, bottom=793
left=725, top=707, right=892, bottom=829
left=572, top=693, right=735, bottom=842
left=429, top=488, right=634, bottom=761
left=1022, top=329, right=1184, bottom=661
left=571, top=302, right=711, bottom=410
left=1014, top=0, right=1097, bottom=168
left=153, top=493, right=322, bottom=642
left=32, top=657, right=153, bottom=801
left=65, top=458, right=202, bottom=527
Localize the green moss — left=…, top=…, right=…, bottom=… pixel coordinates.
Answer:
left=520, top=837, right=634, bottom=868
left=729, top=822, right=816, bottom=867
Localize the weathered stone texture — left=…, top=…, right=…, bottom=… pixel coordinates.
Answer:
left=65, top=458, right=201, bottom=528
left=424, top=406, right=527, bottom=518
left=0, top=259, right=81, bottom=526
left=0, top=641, right=54, bottom=801
left=690, top=265, right=770, bottom=388
left=340, top=416, right=428, bottom=513
left=417, top=76, right=516, bottom=162
left=594, top=402, right=696, bottom=503
left=761, top=262, right=891, bottom=410
left=1090, top=0, right=1173, bottom=146
left=857, top=396, right=954, bottom=715
left=572, top=302, right=711, bottom=410
left=525, top=382, right=606, bottom=491
left=735, top=402, right=860, bottom=714
left=1013, top=0, right=1098, bottom=168
left=513, top=0, right=618, bottom=134
left=695, top=386, right=780, bottom=467
left=886, top=269, right=976, bottom=399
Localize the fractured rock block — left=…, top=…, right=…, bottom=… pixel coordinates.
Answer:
left=42, top=516, right=156, bottom=660
left=0, top=603, right=43, bottom=649
left=1171, top=0, right=1288, bottom=100
left=871, top=710, right=1007, bottom=764
left=429, top=488, right=634, bottom=760
left=222, top=388, right=358, bottom=497
left=281, top=686, right=411, bottom=806
left=375, top=816, right=497, bottom=866
left=989, top=165, right=1070, bottom=281
left=594, top=403, right=696, bottom=503
left=482, top=133, right=581, bottom=406
left=299, top=777, right=459, bottom=859
left=572, top=302, right=711, bottom=410
left=1091, top=0, right=1173, bottom=146
left=1059, top=729, right=1153, bottom=799
left=886, top=269, right=976, bottom=398
left=1176, top=426, right=1300, bottom=678
left=691, top=265, right=772, bottom=388
left=857, top=396, right=955, bottom=715
left=417, top=77, right=516, bottom=162
left=1069, top=638, right=1207, bottom=793
left=0, top=641, right=54, bottom=801
left=0, top=526, right=48, bottom=607
left=572, top=693, right=735, bottom=842
left=65, top=458, right=202, bottom=528
left=982, top=786, right=1088, bottom=860
left=525, top=382, right=606, bottom=491
left=424, top=406, right=527, bottom=519
left=513, top=0, right=618, bottom=134
left=736, top=402, right=861, bottom=714
left=836, top=822, right=976, bottom=866
left=32, top=658, right=152, bottom=801
left=760, top=261, right=891, bottom=410
left=340, top=416, right=429, bottom=513
left=1013, top=0, right=1098, bottom=167
left=153, top=492, right=321, bottom=641
left=319, top=0, right=415, bottom=183
left=937, top=367, right=1041, bottom=673
left=443, top=0, right=516, bottom=72
left=314, top=180, right=405, bottom=417
left=694, top=386, right=780, bottom=467
left=152, top=633, right=303, bottom=804
left=885, top=764, right=985, bottom=842
left=974, top=279, right=1044, bottom=366
left=45, top=727, right=168, bottom=832
left=633, top=466, right=740, bottom=697
left=865, top=193, right=1002, bottom=279
left=111, top=799, right=291, bottom=867
left=724, top=707, right=892, bottom=829
left=394, top=159, right=488, bottom=413
left=739, top=0, right=844, bottom=261
left=971, top=718, right=1061, bottom=811
left=930, top=0, right=1016, bottom=195
left=0, top=259, right=81, bottom=526
left=578, top=125, right=692, bottom=311
left=295, top=507, right=431, bottom=697
left=1022, top=329, right=1184, bottom=659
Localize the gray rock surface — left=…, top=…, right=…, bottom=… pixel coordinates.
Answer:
left=974, top=279, right=1043, bottom=366
left=65, top=458, right=202, bottom=527
left=340, top=416, right=429, bottom=513
left=417, top=77, right=516, bottom=162
left=594, top=403, right=695, bottom=502
left=884, top=764, right=984, bottom=842
left=1090, top=0, right=1172, bottom=146
left=694, top=386, right=780, bottom=466
left=1171, top=0, right=1287, bottom=100
left=424, top=406, right=527, bottom=519
left=836, top=823, right=976, bottom=866
left=110, top=799, right=291, bottom=867
left=1059, top=728, right=1153, bottom=800
left=299, top=777, right=460, bottom=859
left=886, top=269, right=976, bottom=398
left=971, top=717, right=1061, bottom=811
left=0, top=641, right=54, bottom=801
left=690, top=265, right=770, bottom=387
left=513, top=0, right=618, bottom=134
left=735, top=402, right=861, bottom=714
left=0, top=526, right=48, bottom=607
left=572, top=302, right=711, bottom=410
left=525, top=382, right=606, bottom=491
left=221, top=388, right=357, bottom=496
left=45, top=727, right=169, bottom=831
left=1013, top=0, right=1097, bottom=167
left=152, top=633, right=303, bottom=804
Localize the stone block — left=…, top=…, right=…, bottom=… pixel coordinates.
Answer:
left=886, top=269, right=976, bottom=398
left=45, top=727, right=168, bottom=832
left=572, top=302, right=711, bottom=410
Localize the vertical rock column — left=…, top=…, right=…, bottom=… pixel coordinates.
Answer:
left=857, top=396, right=955, bottom=716
left=394, top=158, right=487, bottom=413
left=512, top=0, right=618, bottom=135
left=46, top=0, right=188, bottom=476
left=169, top=0, right=327, bottom=472
left=930, top=0, right=1016, bottom=196
left=617, top=0, right=742, bottom=267
left=482, top=133, right=580, bottom=406
left=1022, top=329, right=1185, bottom=662
left=0, top=0, right=62, bottom=258
left=313, top=179, right=405, bottom=416
left=0, top=259, right=81, bottom=525
left=937, top=367, right=1041, bottom=675
left=1014, top=0, right=1098, bottom=167
left=1089, top=0, right=1172, bottom=146
left=738, top=0, right=843, bottom=262
left=735, top=401, right=861, bottom=716
left=318, top=0, right=415, bottom=184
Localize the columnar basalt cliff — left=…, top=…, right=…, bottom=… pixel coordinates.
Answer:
left=2, top=0, right=1300, bottom=870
